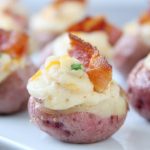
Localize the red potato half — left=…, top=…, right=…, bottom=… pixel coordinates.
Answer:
left=0, top=62, right=36, bottom=114
left=29, top=97, right=127, bottom=144
left=0, top=30, right=37, bottom=114
left=128, top=59, right=150, bottom=120
left=113, top=34, right=150, bottom=77
left=28, top=34, right=128, bottom=143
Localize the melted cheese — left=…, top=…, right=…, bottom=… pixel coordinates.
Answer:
left=30, top=1, right=85, bottom=33
left=27, top=55, right=127, bottom=117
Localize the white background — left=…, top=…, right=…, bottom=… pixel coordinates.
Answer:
left=22, top=0, right=148, bottom=25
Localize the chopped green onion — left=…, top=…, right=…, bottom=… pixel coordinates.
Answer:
left=71, top=63, right=83, bottom=71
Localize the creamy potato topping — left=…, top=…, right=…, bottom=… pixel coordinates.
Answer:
left=30, top=1, right=85, bottom=33
left=144, top=54, right=150, bottom=70
left=124, top=21, right=150, bottom=47
left=0, top=0, right=26, bottom=31
left=0, top=14, right=20, bottom=31
left=27, top=55, right=127, bottom=116
left=0, top=53, right=25, bottom=83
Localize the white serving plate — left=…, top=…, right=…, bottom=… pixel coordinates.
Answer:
left=0, top=104, right=150, bottom=150
left=0, top=0, right=150, bottom=150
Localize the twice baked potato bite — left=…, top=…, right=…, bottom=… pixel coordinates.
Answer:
left=128, top=54, right=150, bottom=120
left=113, top=11, right=150, bottom=76
left=30, top=0, right=86, bottom=49
left=27, top=34, right=128, bottom=143
left=0, top=0, right=28, bottom=31
left=0, top=29, right=36, bottom=114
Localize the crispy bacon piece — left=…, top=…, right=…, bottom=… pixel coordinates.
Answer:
left=139, top=11, right=150, bottom=24
left=69, top=33, right=96, bottom=68
left=69, top=33, right=112, bottom=92
left=68, top=16, right=122, bottom=45
left=87, top=52, right=112, bottom=92
left=0, top=29, right=28, bottom=58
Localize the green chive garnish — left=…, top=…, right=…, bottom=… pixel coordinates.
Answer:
left=71, top=63, right=83, bottom=71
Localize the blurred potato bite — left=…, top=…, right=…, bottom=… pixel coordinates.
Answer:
left=27, top=33, right=128, bottom=143
left=30, top=0, right=87, bottom=49
left=113, top=10, right=150, bottom=77
left=128, top=54, right=150, bottom=120
left=0, top=29, right=36, bottom=114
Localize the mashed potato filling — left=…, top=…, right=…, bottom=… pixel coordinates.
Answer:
left=30, top=1, right=85, bottom=33
left=144, top=54, right=150, bottom=70
left=0, top=14, right=19, bottom=31
left=124, top=22, right=150, bottom=47
left=0, top=0, right=26, bottom=31
left=27, top=55, right=127, bottom=116
left=0, top=53, right=25, bottom=83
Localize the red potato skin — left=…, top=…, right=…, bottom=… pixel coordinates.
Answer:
left=0, top=62, right=37, bottom=114
left=128, top=60, right=150, bottom=120
left=113, top=34, right=150, bottom=77
left=29, top=97, right=127, bottom=143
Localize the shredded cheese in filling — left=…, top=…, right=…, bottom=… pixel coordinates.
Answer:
left=30, top=1, right=85, bottom=33
left=27, top=55, right=127, bottom=116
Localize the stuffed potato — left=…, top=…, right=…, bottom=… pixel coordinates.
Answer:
left=0, top=29, right=36, bottom=114
left=128, top=54, right=150, bottom=120
left=113, top=11, right=150, bottom=76
left=27, top=34, right=128, bottom=143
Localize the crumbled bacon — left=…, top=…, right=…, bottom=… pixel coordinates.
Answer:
left=69, top=33, right=112, bottom=92
left=68, top=16, right=122, bottom=46
left=0, top=29, right=28, bottom=58
left=69, top=33, right=96, bottom=68
left=139, top=11, right=150, bottom=24
left=87, top=52, right=112, bottom=92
